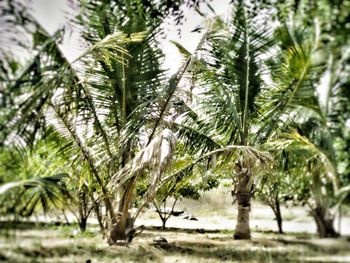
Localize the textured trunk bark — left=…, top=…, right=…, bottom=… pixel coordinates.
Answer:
left=234, top=205, right=251, bottom=239
left=109, top=177, right=136, bottom=243
left=312, top=206, right=339, bottom=238
left=233, top=163, right=252, bottom=240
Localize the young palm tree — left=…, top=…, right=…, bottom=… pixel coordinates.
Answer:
left=171, top=1, right=275, bottom=239
left=0, top=0, right=200, bottom=243
left=266, top=129, right=340, bottom=237
left=175, top=0, right=324, bottom=239
left=262, top=0, right=350, bottom=236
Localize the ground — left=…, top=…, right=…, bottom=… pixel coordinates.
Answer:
left=1, top=188, right=350, bottom=262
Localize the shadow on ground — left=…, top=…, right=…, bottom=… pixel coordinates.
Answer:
left=1, top=223, right=350, bottom=263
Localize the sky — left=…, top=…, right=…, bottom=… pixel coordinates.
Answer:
left=31, top=0, right=70, bottom=35
left=30, top=0, right=230, bottom=74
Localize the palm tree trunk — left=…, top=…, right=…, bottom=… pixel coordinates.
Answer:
left=311, top=205, right=339, bottom=238
left=310, top=172, right=339, bottom=238
left=234, top=205, right=251, bottom=239
left=109, top=177, right=137, bottom=243
left=234, top=164, right=252, bottom=240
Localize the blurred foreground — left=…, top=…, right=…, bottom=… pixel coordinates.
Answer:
left=1, top=189, right=350, bottom=262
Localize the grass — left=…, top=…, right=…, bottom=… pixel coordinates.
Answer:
left=1, top=223, right=350, bottom=263
left=1, top=196, right=348, bottom=262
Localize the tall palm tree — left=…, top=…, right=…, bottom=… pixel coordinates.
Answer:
left=175, top=0, right=324, bottom=239
left=172, top=2, right=275, bottom=239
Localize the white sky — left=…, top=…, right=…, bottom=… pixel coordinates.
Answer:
left=30, top=0, right=230, bottom=74
left=31, top=0, right=69, bottom=35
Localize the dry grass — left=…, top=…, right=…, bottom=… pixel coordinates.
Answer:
left=1, top=189, right=349, bottom=262
left=1, top=222, right=350, bottom=263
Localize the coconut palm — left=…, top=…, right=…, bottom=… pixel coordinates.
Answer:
left=172, top=3, right=275, bottom=239
left=173, top=0, right=325, bottom=239
left=262, top=0, right=350, bottom=236
left=1, top=0, right=222, bottom=243
left=265, top=129, right=340, bottom=237
left=0, top=0, right=196, bottom=243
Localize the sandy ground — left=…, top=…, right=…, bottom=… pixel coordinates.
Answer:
left=135, top=195, right=350, bottom=236
left=136, top=211, right=350, bottom=236
left=1, top=193, right=350, bottom=263
left=22, top=189, right=350, bottom=236
left=1, top=220, right=350, bottom=263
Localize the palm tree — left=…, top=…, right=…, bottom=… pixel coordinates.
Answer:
left=174, top=0, right=325, bottom=239
left=0, top=0, right=202, bottom=243
left=171, top=2, right=275, bottom=239
left=266, top=129, right=340, bottom=237
left=0, top=137, right=73, bottom=219
left=263, top=0, right=350, bottom=236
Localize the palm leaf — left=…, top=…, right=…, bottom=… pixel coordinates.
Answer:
left=256, top=22, right=325, bottom=143
left=0, top=174, right=72, bottom=217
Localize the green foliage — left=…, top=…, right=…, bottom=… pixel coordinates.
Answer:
left=0, top=174, right=71, bottom=217
left=177, top=184, right=201, bottom=200
left=0, top=0, right=213, bottom=238
left=0, top=139, right=73, bottom=217
left=0, top=148, right=22, bottom=184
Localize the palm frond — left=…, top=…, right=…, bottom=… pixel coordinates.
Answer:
left=185, top=2, right=274, bottom=147
left=256, top=22, right=325, bottom=143
left=170, top=40, right=192, bottom=58
left=265, top=131, right=338, bottom=190
left=0, top=174, right=72, bottom=217
left=111, top=129, right=177, bottom=188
